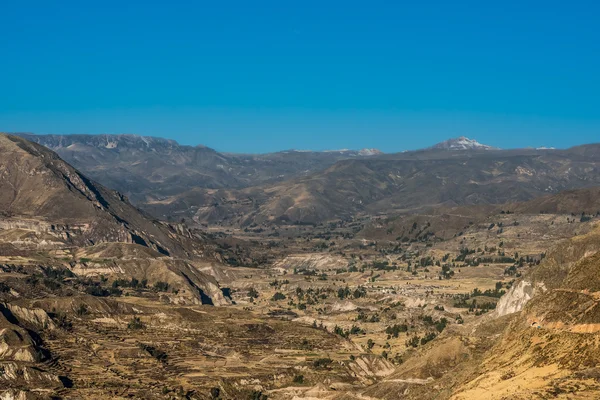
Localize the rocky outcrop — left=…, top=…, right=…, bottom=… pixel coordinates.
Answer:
left=3, top=304, right=56, bottom=331
left=0, top=390, right=28, bottom=400
left=0, top=362, right=62, bottom=387
left=348, top=355, right=395, bottom=380
left=0, top=326, right=46, bottom=362
left=0, top=304, right=53, bottom=363
left=493, top=280, right=545, bottom=317
left=70, top=254, right=230, bottom=306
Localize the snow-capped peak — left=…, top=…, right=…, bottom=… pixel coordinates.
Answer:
left=358, top=148, right=383, bottom=156
left=430, top=136, right=498, bottom=151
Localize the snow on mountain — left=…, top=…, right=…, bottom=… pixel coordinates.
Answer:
left=358, top=148, right=383, bottom=156
left=430, top=136, right=498, bottom=151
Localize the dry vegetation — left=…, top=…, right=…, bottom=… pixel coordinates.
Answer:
left=4, top=132, right=600, bottom=399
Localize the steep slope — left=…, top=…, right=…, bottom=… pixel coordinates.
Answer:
left=0, top=132, right=230, bottom=306
left=0, top=133, right=203, bottom=257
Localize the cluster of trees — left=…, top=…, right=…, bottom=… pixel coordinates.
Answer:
left=296, top=286, right=332, bottom=305
left=420, top=315, right=448, bottom=333
left=356, top=312, right=380, bottom=323
left=127, top=316, right=145, bottom=330
left=333, top=324, right=365, bottom=338
left=453, top=295, right=497, bottom=314
left=471, top=284, right=506, bottom=298
left=406, top=332, right=437, bottom=348
left=112, top=278, right=171, bottom=292
left=268, top=279, right=289, bottom=288
left=337, top=285, right=367, bottom=300
left=85, top=285, right=122, bottom=297
left=271, top=292, right=286, bottom=301
left=385, top=323, right=409, bottom=338
left=312, top=358, right=333, bottom=369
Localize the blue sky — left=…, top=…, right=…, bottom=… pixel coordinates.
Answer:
left=1, top=0, right=599, bottom=153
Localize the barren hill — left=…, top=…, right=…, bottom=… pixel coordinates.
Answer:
left=0, top=133, right=203, bottom=257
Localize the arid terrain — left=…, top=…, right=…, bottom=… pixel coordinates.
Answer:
left=3, top=132, right=600, bottom=399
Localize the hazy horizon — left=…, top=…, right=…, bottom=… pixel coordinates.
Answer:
left=9, top=130, right=597, bottom=154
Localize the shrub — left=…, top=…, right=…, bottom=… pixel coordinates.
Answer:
left=312, top=358, right=333, bottom=369
left=153, top=281, right=170, bottom=292
left=127, top=316, right=145, bottom=330
left=272, top=292, right=286, bottom=301
left=76, top=304, right=89, bottom=316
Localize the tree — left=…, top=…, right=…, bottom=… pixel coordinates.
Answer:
left=406, top=335, right=420, bottom=348
left=272, top=292, right=286, bottom=301
left=367, top=339, right=375, bottom=350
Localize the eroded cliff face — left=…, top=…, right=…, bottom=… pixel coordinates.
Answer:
left=0, top=304, right=50, bottom=363
left=493, top=226, right=600, bottom=318
left=0, top=303, right=66, bottom=399
left=67, top=246, right=230, bottom=306
left=493, top=280, right=546, bottom=317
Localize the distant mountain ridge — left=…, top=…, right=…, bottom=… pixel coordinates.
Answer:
left=15, top=132, right=382, bottom=155
left=160, top=143, right=600, bottom=226
left=10, top=132, right=600, bottom=226
left=14, top=132, right=181, bottom=149
left=13, top=133, right=385, bottom=207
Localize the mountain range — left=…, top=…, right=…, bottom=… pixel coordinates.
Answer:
left=11, top=133, right=600, bottom=226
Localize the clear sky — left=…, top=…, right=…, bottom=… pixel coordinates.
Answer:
left=2, top=0, right=599, bottom=153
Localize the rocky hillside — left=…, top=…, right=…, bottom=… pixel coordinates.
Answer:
left=0, top=132, right=234, bottom=310
left=322, top=222, right=600, bottom=400
left=0, top=133, right=208, bottom=258
left=452, top=223, right=600, bottom=399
